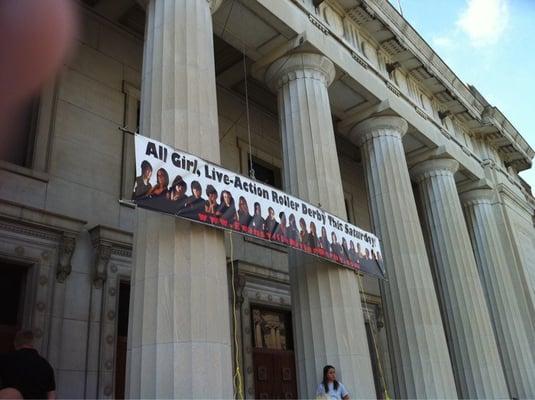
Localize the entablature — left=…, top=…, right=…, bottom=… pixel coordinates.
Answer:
left=303, top=0, right=533, bottom=172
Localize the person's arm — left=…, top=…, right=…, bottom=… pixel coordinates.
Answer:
left=340, top=383, right=350, bottom=400
left=315, top=383, right=324, bottom=397
left=47, top=390, right=56, bottom=400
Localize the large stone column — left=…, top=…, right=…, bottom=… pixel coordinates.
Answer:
left=126, top=1, right=232, bottom=398
left=349, top=117, right=457, bottom=398
left=411, top=159, right=508, bottom=398
left=265, top=53, right=376, bottom=399
left=461, top=189, right=535, bottom=398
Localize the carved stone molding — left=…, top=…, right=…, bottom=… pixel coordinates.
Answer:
left=0, top=199, right=86, bottom=237
left=233, top=273, right=246, bottom=306
left=56, top=235, right=76, bottom=283
left=89, top=226, right=132, bottom=288
left=93, top=244, right=112, bottom=288
left=0, top=199, right=86, bottom=284
left=0, top=221, right=60, bottom=242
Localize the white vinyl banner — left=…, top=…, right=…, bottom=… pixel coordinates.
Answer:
left=132, top=134, right=385, bottom=279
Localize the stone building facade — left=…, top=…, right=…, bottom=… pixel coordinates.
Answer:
left=1, top=0, right=534, bottom=398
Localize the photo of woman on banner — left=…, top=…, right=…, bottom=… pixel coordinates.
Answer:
left=264, top=207, right=278, bottom=240
left=309, top=221, right=318, bottom=251
left=132, top=160, right=153, bottom=199
left=319, top=226, right=330, bottom=256
left=216, top=190, right=236, bottom=227
left=181, top=180, right=205, bottom=219
left=166, top=175, right=188, bottom=216
left=237, top=196, right=252, bottom=232
left=287, top=214, right=299, bottom=246
left=298, top=218, right=310, bottom=251
left=147, top=168, right=169, bottom=198
left=251, top=202, right=265, bottom=238
left=349, top=240, right=359, bottom=268
left=168, top=175, right=187, bottom=201
left=330, top=232, right=343, bottom=263
left=204, top=185, right=218, bottom=215
left=275, top=212, right=288, bottom=244
left=134, top=166, right=170, bottom=213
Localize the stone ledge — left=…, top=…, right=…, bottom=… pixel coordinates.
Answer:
left=0, top=198, right=86, bottom=235
left=0, top=160, right=49, bottom=183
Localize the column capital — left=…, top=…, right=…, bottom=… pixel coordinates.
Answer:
left=349, top=115, right=408, bottom=147
left=265, top=52, right=335, bottom=92
left=139, top=0, right=223, bottom=14
left=460, top=188, right=496, bottom=206
left=411, top=158, right=459, bottom=183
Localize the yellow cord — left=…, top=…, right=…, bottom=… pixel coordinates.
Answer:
left=229, top=231, right=244, bottom=400
left=356, top=271, right=391, bottom=400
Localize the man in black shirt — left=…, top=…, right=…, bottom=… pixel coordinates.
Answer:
left=0, top=330, right=56, bottom=399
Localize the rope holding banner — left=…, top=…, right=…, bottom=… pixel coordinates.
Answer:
left=355, top=271, right=391, bottom=400
left=229, top=231, right=244, bottom=400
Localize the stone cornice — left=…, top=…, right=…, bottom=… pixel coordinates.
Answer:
left=89, top=225, right=133, bottom=287
left=360, top=0, right=482, bottom=116
left=330, top=0, right=533, bottom=169
left=481, top=106, right=533, bottom=169
left=89, top=225, right=133, bottom=257
left=495, top=183, right=535, bottom=216
left=368, top=0, right=533, bottom=167
left=0, top=198, right=86, bottom=236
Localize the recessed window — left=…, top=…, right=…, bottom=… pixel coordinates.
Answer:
left=2, top=97, right=40, bottom=167
left=248, top=155, right=282, bottom=189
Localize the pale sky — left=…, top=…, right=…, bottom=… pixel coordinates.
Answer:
left=389, top=0, right=535, bottom=189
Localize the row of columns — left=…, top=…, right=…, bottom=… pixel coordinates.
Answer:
left=127, top=0, right=535, bottom=398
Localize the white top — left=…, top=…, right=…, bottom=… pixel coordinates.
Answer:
left=315, top=382, right=349, bottom=399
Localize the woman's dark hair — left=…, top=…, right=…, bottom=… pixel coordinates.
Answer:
left=141, top=160, right=152, bottom=173
left=156, top=168, right=169, bottom=187
left=191, top=180, right=202, bottom=192
left=206, top=184, right=217, bottom=196
left=322, top=365, right=339, bottom=393
left=172, top=175, right=186, bottom=190
left=220, top=190, right=233, bottom=205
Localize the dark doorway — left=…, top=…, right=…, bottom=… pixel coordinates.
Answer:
left=251, top=306, right=297, bottom=399
left=0, top=261, right=27, bottom=353
left=114, top=281, right=130, bottom=399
